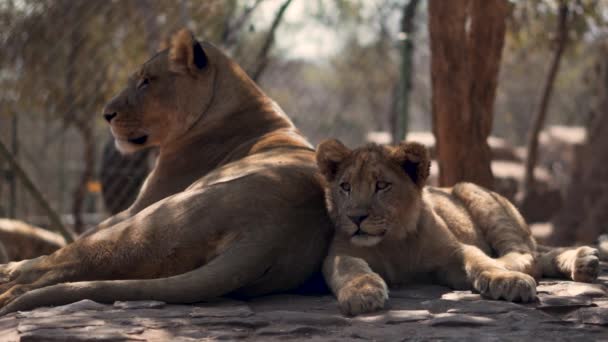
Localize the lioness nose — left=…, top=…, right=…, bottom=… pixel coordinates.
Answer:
left=348, top=214, right=369, bottom=227
left=104, top=112, right=117, bottom=123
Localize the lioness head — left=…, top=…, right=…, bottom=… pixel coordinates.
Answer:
left=102, top=29, right=216, bottom=153
left=316, top=140, right=430, bottom=247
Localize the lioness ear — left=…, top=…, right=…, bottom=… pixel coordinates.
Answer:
left=169, top=29, right=208, bottom=75
left=391, top=142, right=430, bottom=188
left=316, top=139, right=351, bottom=182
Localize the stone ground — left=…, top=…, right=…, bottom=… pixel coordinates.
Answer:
left=0, top=263, right=606, bottom=341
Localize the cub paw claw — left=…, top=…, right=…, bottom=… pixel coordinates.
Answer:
left=572, top=247, right=600, bottom=283
left=476, top=270, right=537, bottom=303
left=338, top=274, right=388, bottom=316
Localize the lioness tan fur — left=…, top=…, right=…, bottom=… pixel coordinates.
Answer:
left=0, top=29, right=333, bottom=314
left=316, top=140, right=600, bottom=316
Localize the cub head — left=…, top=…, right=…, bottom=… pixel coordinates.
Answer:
left=316, top=140, right=430, bottom=247
left=102, top=29, right=216, bottom=153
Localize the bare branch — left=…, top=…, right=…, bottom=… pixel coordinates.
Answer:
left=250, top=0, right=294, bottom=82
left=523, top=0, right=570, bottom=194
left=222, top=0, right=265, bottom=48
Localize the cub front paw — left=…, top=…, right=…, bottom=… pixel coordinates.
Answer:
left=572, top=246, right=600, bottom=283
left=337, top=273, right=388, bottom=316
left=475, top=269, right=536, bottom=302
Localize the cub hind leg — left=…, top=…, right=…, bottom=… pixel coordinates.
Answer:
left=452, top=183, right=540, bottom=278
left=459, top=244, right=537, bottom=302
left=537, top=245, right=600, bottom=283
left=452, top=183, right=599, bottom=283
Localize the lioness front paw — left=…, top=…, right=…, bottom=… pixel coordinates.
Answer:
left=337, top=273, right=388, bottom=316
left=572, top=246, right=600, bottom=283
left=475, top=269, right=536, bottom=302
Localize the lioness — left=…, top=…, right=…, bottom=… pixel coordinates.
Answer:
left=316, top=140, right=600, bottom=316
left=0, top=29, right=333, bottom=314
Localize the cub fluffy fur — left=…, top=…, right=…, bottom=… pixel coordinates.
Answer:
left=0, top=30, right=333, bottom=314
left=317, top=140, right=600, bottom=316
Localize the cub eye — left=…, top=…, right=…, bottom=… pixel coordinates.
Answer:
left=340, top=182, right=351, bottom=192
left=137, top=77, right=150, bottom=90
left=376, top=181, right=391, bottom=191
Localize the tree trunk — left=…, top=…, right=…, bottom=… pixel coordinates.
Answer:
left=523, top=1, right=569, bottom=195
left=393, top=0, right=420, bottom=144
left=428, top=0, right=510, bottom=189
left=551, top=44, right=608, bottom=245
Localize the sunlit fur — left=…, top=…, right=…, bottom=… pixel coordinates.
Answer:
left=0, top=29, right=334, bottom=315
left=322, top=143, right=422, bottom=247
left=105, top=30, right=214, bottom=154
left=316, top=140, right=600, bottom=316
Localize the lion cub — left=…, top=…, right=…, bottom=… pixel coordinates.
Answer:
left=316, top=140, right=600, bottom=316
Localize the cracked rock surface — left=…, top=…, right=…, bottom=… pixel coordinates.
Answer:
left=1, top=263, right=607, bottom=341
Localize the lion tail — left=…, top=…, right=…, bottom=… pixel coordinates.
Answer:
left=0, top=243, right=270, bottom=315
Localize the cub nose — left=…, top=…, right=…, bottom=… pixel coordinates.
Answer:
left=104, top=112, right=117, bottom=123
left=348, top=214, right=369, bottom=227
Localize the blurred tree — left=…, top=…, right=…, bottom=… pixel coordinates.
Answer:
left=520, top=0, right=570, bottom=215
left=428, top=0, right=511, bottom=189
left=0, top=0, right=301, bottom=225
left=221, top=0, right=265, bottom=48
left=0, top=0, right=229, bottom=228
left=392, top=0, right=420, bottom=144
left=496, top=0, right=606, bottom=144
left=551, top=42, right=608, bottom=245
left=0, top=137, right=74, bottom=242
left=250, top=0, right=294, bottom=81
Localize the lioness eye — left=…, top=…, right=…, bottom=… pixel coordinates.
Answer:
left=137, top=78, right=150, bottom=89
left=376, top=181, right=390, bottom=191
left=340, top=182, right=351, bottom=192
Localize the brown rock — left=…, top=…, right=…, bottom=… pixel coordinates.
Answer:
left=429, top=313, right=496, bottom=327
left=355, top=310, right=432, bottom=324
left=535, top=294, right=595, bottom=311
left=565, top=307, right=608, bottom=326
left=189, top=302, right=253, bottom=318
left=537, top=282, right=607, bottom=298
left=256, top=310, right=350, bottom=326
left=114, top=301, right=166, bottom=310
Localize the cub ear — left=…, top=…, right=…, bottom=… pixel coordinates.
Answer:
left=169, top=29, right=208, bottom=75
left=390, top=142, right=430, bottom=188
left=316, top=139, right=351, bottom=182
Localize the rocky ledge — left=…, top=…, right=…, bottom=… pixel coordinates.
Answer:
left=1, top=263, right=607, bottom=341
